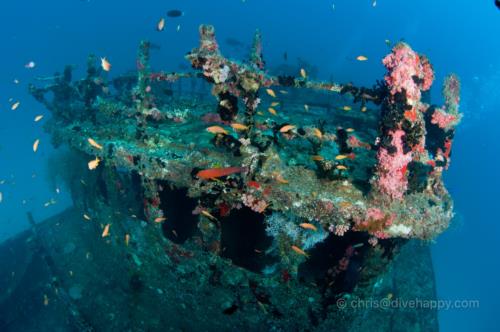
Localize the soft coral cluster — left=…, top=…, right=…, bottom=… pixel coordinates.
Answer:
left=374, top=129, right=413, bottom=200
left=382, top=42, right=434, bottom=109
left=431, top=108, right=458, bottom=131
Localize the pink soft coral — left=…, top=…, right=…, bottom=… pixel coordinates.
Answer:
left=431, top=108, right=457, bottom=130
left=375, top=129, right=413, bottom=200
left=382, top=43, right=434, bottom=108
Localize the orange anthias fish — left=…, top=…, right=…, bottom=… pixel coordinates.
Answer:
left=88, top=157, right=100, bottom=170
left=206, top=126, right=228, bottom=135
left=231, top=123, right=249, bottom=131
left=154, top=217, right=167, bottom=223
left=157, top=18, right=165, bottom=31
left=88, top=138, right=103, bottom=150
left=33, top=139, right=40, bottom=152
left=102, top=224, right=111, bottom=237
left=268, top=107, right=277, bottom=116
left=266, top=89, right=276, bottom=98
left=356, top=55, right=368, bottom=61
left=101, top=57, right=111, bottom=71
left=312, top=128, right=322, bottom=139
left=279, top=125, right=296, bottom=133
left=291, top=245, right=309, bottom=257
left=299, top=223, right=318, bottom=231
left=196, top=167, right=245, bottom=180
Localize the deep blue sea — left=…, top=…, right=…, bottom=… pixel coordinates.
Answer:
left=1, top=1, right=498, bottom=331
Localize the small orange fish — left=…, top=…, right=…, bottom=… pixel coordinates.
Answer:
left=33, top=139, right=40, bottom=152
left=336, top=165, right=348, bottom=170
left=266, top=89, right=276, bottom=98
left=299, top=223, right=318, bottom=231
left=231, top=123, right=248, bottom=131
left=270, top=101, right=280, bottom=107
left=34, top=115, right=44, bottom=122
left=361, top=106, right=367, bottom=112
left=342, top=106, right=352, bottom=111
left=335, top=154, right=348, bottom=160
left=102, top=223, right=110, bottom=237
left=300, top=68, right=307, bottom=78
left=279, top=90, right=288, bottom=95
left=83, top=214, right=91, bottom=221
left=311, top=155, right=324, bottom=161
left=101, top=57, right=111, bottom=71
left=157, top=18, right=165, bottom=31
left=201, top=210, right=218, bottom=221
left=268, top=107, right=277, bottom=116
left=346, top=128, right=355, bottom=133
left=312, top=128, right=322, bottom=139
left=196, top=167, right=245, bottom=179
left=279, top=125, right=295, bottom=133
left=88, top=157, right=100, bottom=170
left=291, top=245, right=309, bottom=257
left=356, top=55, right=368, bottom=61
left=154, top=217, right=167, bottom=223
left=88, top=138, right=103, bottom=150
left=11, top=101, right=20, bottom=111
left=206, top=126, right=228, bottom=135
left=43, top=294, right=49, bottom=306
left=275, top=173, right=288, bottom=184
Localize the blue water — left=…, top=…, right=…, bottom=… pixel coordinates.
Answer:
left=1, top=0, right=498, bottom=330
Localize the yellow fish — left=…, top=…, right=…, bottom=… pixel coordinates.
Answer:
left=268, top=107, right=277, bottom=116
left=157, top=17, right=165, bottom=31
left=154, top=216, right=167, bottom=223
left=270, top=101, right=280, bottom=107
left=231, top=123, right=249, bottom=131
left=336, top=165, right=348, bottom=170
left=266, top=89, right=276, bottom=98
left=299, top=223, right=318, bottom=231
left=312, top=128, right=322, bottom=139
left=275, top=174, right=288, bottom=184
left=88, top=157, right=100, bottom=170
left=342, top=106, right=352, bottom=111
left=356, top=55, right=368, bottom=61
left=291, top=245, right=309, bottom=257
left=101, top=57, right=111, bottom=71
left=279, top=125, right=295, bottom=133
left=201, top=210, right=218, bottom=221
left=33, top=139, right=40, bottom=152
left=335, top=155, right=348, bottom=160
left=300, top=68, right=307, bottom=78
left=206, top=126, right=228, bottom=135
left=102, top=223, right=111, bottom=237
left=346, top=128, right=355, bottom=133
left=34, top=115, right=44, bottom=122
left=88, top=138, right=103, bottom=150
left=11, top=101, right=20, bottom=111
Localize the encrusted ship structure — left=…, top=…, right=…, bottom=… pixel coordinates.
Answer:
left=1, top=25, right=461, bottom=331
